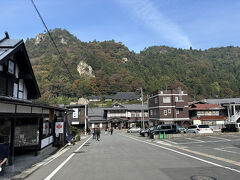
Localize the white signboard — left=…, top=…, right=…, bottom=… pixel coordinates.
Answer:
left=73, top=108, right=78, bottom=118
left=55, top=122, right=64, bottom=134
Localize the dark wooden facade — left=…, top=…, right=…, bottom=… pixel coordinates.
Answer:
left=0, top=33, right=67, bottom=165
left=148, top=89, right=189, bottom=125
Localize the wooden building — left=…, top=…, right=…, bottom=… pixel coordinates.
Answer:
left=189, top=103, right=226, bottom=131
left=66, top=104, right=87, bottom=130
left=105, top=103, right=148, bottom=129
left=0, top=33, right=68, bottom=165
left=148, top=89, right=189, bottom=126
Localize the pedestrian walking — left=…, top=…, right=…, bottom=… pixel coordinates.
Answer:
left=110, top=127, right=113, bottom=135
left=92, top=128, right=96, bottom=140
left=0, top=136, right=9, bottom=177
left=96, top=128, right=101, bottom=141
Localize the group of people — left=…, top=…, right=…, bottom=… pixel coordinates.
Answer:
left=92, top=127, right=114, bottom=141
left=92, top=127, right=101, bottom=141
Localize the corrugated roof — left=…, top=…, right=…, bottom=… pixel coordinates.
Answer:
left=205, top=98, right=240, bottom=105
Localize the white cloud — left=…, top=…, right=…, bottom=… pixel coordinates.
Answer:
left=118, top=0, right=193, bottom=48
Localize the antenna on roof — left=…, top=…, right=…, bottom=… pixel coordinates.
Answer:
left=5, top=32, right=9, bottom=39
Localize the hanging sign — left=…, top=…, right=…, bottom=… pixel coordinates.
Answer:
left=73, top=108, right=79, bottom=118
left=55, top=122, right=64, bottom=134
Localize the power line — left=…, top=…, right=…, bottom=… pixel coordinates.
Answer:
left=30, top=0, right=74, bottom=81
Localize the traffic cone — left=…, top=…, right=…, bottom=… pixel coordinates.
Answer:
left=163, top=132, right=166, bottom=139
left=159, top=132, right=162, bottom=139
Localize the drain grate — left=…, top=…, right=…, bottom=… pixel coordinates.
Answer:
left=191, top=176, right=217, bottom=180
left=83, top=144, right=90, bottom=146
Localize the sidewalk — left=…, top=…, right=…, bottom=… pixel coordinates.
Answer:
left=0, top=145, right=58, bottom=180
left=9, top=135, right=90, bottom=180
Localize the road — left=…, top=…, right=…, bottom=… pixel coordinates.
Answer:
left=25, top=131, right=240, bottom=180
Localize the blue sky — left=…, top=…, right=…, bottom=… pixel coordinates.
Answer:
left=1, top=0, right=240, bottom=52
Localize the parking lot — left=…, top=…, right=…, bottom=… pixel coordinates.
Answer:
left=126, top=131, right=240, bottom=164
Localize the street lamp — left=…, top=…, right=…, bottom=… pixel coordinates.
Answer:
left=137, top=87, right=145, bottom=130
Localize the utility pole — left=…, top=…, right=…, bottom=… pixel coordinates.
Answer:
left=140, top=87, right=145, bottom=130
left=84, top=103, right=87, bottom=135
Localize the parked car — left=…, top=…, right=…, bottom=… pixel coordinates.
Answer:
left=148, top=126, right=157, bottom=136
left=140, top=128, right=150, bottom=136
left=221, top=123, right=240, bottom=133
left=185, top=125, right=213, bottom=134
left=127, top=127, right=141, bottom=133
left=176, top=125, right=185, bottom=133
left=149, top=124, right=180, bottom=138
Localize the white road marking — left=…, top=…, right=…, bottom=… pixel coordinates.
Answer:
left=185, top=137, right=205, bottom=142
left=163, top=139, right=179, bottom=144
left=43, top=148, right=70, bottom=166
left=118, top=133, right=240, bottom=174
left=208, top=136, right=231, bottom=141
left=226, top=134, right=240, bottom=138
left=44, top=136, right=92, bottom=180
left=214, top=148, right=240, bottom=154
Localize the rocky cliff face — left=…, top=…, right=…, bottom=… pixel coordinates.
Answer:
left=77, top=61, right=95, bottom=77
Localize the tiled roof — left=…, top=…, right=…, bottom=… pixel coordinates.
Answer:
left=189, top=104, right=225, bottom=110
left=0, top=38, right=22, bottom=63
left=105, top=95, right=114, bottom=99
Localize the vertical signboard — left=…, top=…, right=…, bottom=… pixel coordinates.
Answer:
left=55, top=122, right=64, bottom=134
left=73, top=108, right=78, bottom=118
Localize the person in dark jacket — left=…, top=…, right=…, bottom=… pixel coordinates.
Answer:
left=92, top=128, right=96, bottom=140
left=96, top=128, right=101, bottom=141
left=110, top=127, right=113, bottom=135
left=0, top=136, right=9, bottom=176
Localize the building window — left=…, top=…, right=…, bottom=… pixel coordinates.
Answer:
left=0, top=65, right=3, bottom=71
left=150, top=110, right=153, bottom=116
left=8, top=60, right=14, bottom=74
left=13, top=83, right=18, bottom=98
left=154, top=97, right=158, bottom=104
left=164, top=110, right=167, bottom=116
left=15, top=64, right=19, bottom=78
left=168, top=109, right=171, bottom=114
left=163, top=97, right=171, bottom=103
left=175, top=97, right=178, bottom=102
left=176, top=109, right=180, bottom=115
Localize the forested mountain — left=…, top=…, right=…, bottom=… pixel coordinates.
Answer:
left=25, top=28, right=240, bottom=104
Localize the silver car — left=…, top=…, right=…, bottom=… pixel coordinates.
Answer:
left=127, top=127, right=141, bottom=133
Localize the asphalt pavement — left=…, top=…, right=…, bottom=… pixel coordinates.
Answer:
left=23, top=131, right=240, bottom=180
